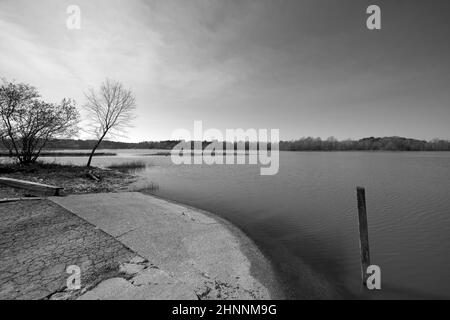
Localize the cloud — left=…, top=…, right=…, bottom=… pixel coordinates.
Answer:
left=1, top=0, right=449, bottom=141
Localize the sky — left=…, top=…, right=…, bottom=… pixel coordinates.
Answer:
left=1, top=0, right=449, bottom=142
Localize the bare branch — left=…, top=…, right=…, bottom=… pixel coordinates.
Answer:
left=83, top=79, right=137, bottom=167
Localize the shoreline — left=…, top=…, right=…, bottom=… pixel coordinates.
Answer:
left=143, top=192, right=286, bottom=300
left=138, top=191, right=344, bottom=300
left=50, top=191, right=280, bottom=300
left=1, top=163, right=340, bottom=300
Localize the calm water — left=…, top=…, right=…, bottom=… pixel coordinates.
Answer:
left=50, top=150, right=450, bottom=299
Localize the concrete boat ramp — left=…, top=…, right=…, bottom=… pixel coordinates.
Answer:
left=50, top=192, right=280, bottom=300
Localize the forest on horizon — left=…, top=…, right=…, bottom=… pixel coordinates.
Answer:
left=2, top=136, right=449, bottom=152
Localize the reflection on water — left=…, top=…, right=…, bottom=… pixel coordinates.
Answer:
left=48, top=150, right=450, bottom=299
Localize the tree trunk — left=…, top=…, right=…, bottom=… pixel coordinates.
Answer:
left=86, top=144, right=98, bottom=167
left=87, top=133, right=107, bottom=167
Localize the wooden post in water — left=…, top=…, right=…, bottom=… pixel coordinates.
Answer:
left=356, top=186, right=371, bottom=286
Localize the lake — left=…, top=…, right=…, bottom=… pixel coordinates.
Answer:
left=49, top=150, right=450, bottom=299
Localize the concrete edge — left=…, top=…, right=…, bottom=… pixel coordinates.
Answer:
left=141, top=192, right=286, bottom=300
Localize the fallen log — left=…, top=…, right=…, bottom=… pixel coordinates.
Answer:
left=0, top=177, right=63, bottom=196
left=0, top=197, right=43, bottom=203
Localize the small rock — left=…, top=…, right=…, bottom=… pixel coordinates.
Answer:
left=49, top=290, right=75, bottom=300
left=119, top=263, right=146, bottom=275
left=130, top=256, right=146, bottom=264
left=131, top=269, right=174, bottom=286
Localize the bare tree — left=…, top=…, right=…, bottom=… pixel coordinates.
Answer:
left=0, top=80, right=80, bottom=164
left=84, top=79, right=136, bottom=167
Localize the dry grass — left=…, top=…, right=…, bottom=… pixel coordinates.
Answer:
left=0, top=162, right=136, bottom=195
left=129, top=181, right=159, bottom=193
left=106, top=161, right=147, bottom=173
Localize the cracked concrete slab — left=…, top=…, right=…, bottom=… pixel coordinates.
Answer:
left=51, top=192, right=281, bottom=300
left=78, top=276, right=198, bottom=300
left=0, top=199, right=135, bottom=300
left=78, top=259, right=197, bottom=300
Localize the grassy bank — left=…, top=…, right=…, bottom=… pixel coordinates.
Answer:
left=0, top=152, right=117, bottom=157
left=0, top=162, right=136, bottom=196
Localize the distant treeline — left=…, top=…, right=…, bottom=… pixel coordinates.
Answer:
left=2, top=137, right=450, bottom=152
left=40, top=139, right=181, bottom=150
left=279, top=137, right=450, bottom=151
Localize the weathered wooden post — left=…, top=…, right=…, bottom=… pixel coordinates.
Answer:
left=356, top=187, right=371, bottom=286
